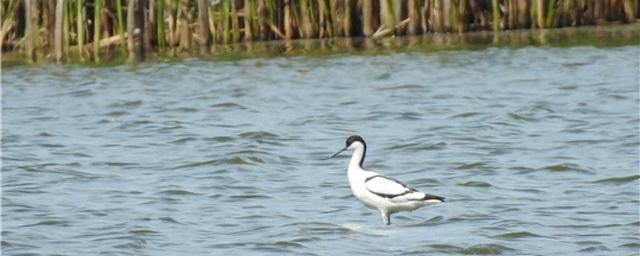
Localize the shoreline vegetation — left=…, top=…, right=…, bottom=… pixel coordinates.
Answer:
left=1, top=0, right=639, bottom=64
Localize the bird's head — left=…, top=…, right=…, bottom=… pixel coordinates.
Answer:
left=328, top=135, right=366, bottom=158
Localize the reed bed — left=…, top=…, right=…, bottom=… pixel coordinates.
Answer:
left=1, top=0, right=638, bottom=63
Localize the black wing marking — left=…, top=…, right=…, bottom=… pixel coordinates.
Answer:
left=364, top=175, right=417, bottom=199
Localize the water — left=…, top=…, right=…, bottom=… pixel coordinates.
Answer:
left=3, top=45, right=639, bottom=255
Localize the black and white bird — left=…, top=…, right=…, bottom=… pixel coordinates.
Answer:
left=328, top=135, right=445, bottom=225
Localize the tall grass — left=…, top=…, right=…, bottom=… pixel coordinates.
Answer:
left=77, top=0, right=85, bottom=60
left=115, top=0, right=126, bottom=52
left=1, top=0, right=637, bottom=63
left=93, top=0, right=102, bottom=62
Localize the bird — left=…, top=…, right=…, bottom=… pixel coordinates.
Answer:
left=328, top=135, right=444, bottom=225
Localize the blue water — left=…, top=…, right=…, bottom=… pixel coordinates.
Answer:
left=3, top=44, right=639, bottom=255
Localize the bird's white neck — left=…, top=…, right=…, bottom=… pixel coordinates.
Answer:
left=348, top=143, right=366, bottom=171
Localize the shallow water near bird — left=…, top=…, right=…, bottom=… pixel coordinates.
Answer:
left=2, top=38, right=639, bottom=255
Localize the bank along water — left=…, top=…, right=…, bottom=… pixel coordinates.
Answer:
left=2, top=0, right=639, bottom=63
left=2, top=23, right=639, bottom=66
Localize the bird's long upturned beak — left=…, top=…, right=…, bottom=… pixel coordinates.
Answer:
left=322, top=147, right=347, bottom=160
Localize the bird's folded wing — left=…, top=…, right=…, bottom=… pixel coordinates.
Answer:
left=364, top=175, right=416, bottom=199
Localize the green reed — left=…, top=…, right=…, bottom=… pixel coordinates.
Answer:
left=63, top=0, right=70, bottom=60
left=76, top=0, right=85, bottom=60
left=93, top=0, right=102, bottom=62
left=157, top=0, right=166, bottom=50
left=115, top=0, right=126, bottom=52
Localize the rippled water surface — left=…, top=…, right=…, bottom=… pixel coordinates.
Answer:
left=3, top=45, right=639, bottom=255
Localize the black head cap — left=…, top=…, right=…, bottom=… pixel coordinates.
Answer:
left=345, top=135, right=366, bottom=167
left=346, top=135, right=366, bottom=148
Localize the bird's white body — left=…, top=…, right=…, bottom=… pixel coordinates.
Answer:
left=339, top=137, right=444, bottom=225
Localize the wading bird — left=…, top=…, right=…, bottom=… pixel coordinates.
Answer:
left=328, top=135, right=445, bottom=225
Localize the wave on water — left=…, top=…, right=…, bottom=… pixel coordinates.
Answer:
left=591, top=175, right=640, bottom=185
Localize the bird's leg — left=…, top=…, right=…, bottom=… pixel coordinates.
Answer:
left=380, top=211, right=391, bottom=225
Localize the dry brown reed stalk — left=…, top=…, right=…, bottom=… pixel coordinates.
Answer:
left=146, top=0, right=155, bottom=50
left=342, top=0, right=353, bottom=37
left=127, top=0, right=144, bottom=61
left=535, top=0, right=545, bottom=28
left=300, top=0, right=316, bottom=38
left=244, top=0, right=254, bottom=41
left=230, top=0, right=240, bottom=42
left=177, top=0, right=190, bottom=50
left=379, top=0, right=395, bottom=35
left=284, top=0, right=293, bottom=39
left=407, top=0, right=419, bottom=35
left=52, top=0, right=63, bottom=62
left=362, top=0, right=374, bottom=36
left=197, top=0, right=210, bottom=53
